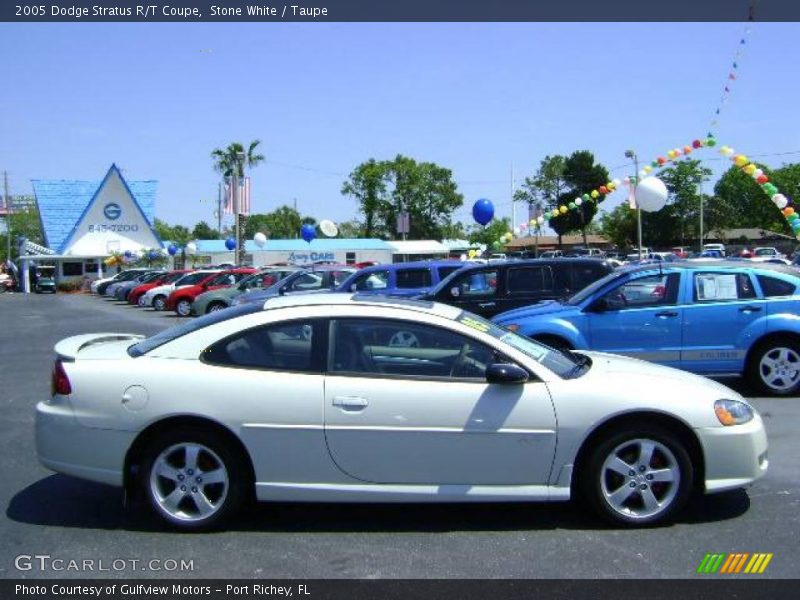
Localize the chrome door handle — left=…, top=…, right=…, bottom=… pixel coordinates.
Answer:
left=478, top=302, right=496, bottom=308
left=655, top=311, right=678, bottom=318
left=332, top=396, right=369, bottom=410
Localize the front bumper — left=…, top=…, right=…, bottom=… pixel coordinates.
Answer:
left=35, top=400, right=133, bottom=487
left=695, top=413, right=769, bottom=493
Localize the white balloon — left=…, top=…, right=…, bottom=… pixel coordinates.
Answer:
left=186, top=242, right=197, bottom=255
left=773, top=194, right=788, bottom=209
left=575, top=198, right=583, bottom=206
left=612, top=178, right=622, bottom=187
left=319, top=220, right=339, bottom=237
left=475, top=249, right=483, bottom=257
left=254, top=232, right=267, bottom=248
left=753, top=169, right=764, bottom=178
left=460, top=253, right=467, bottom=261
left=635, top=177, right=669, bottom=212
left=536, top=216, right=545, bottom=225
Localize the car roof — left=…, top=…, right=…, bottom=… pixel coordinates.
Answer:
left=451, top=257, right=614, bottom=274
left=355, top=260, right=463, bottom=273
left=623, top=260, right=800, bottom=277
left=263, top=291, right=462, bottom=319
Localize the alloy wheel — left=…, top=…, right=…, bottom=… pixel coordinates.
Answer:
left=758, top=346, right=800, bottom=393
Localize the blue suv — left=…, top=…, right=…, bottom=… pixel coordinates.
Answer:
left=338, top=260, right=465, bottom=297
left=492, top=261, right=800, bottom=396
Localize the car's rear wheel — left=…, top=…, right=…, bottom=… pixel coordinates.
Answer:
left=153, top=295, right=167, bottom=311
left=581, top=426, right=692, bottom=527
left=137, top=295, right=147, bottom=307
left=140, top=428, right=247, bottom=531
left=206, top=301, right=227, bottom=314
left=176, top=299, right=192, bottom=317
left=747, top=336, right=800, bottom=396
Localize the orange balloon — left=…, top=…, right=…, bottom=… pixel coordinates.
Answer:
left=783, top=207, right=795, bottom=217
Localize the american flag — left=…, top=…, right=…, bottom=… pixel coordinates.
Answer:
left=223, top=177, right=251, bottom=215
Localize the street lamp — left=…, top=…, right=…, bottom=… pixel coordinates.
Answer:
left=625, top=149, right=644, bottom=259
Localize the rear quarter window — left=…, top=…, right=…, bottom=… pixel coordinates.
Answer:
left=506, top=266, right=553, bottom=293
left=396, top=268, right=432, bottom=289
left=757, top=274, right=797, bottom=297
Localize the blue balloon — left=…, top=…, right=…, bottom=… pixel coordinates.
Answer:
left=148, top=250, right=159, bottom=261
left=167, top=244, right=178, bottom=256
left=301, top=224, right=317, bottom=244
left=225, top=237, right=236, bottom=251
left=472, top=198, right=495, bottom=226
left=124, top=250, right=132, bottom=258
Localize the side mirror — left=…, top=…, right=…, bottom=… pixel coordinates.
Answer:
left=450, top=286, right=461, bottom=298
left=279, top=286, right=287, bottom=296
left=485, top=363, right=529, bottom=385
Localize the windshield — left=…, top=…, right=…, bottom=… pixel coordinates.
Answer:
left=565, top=269, right=631, bottom=305
left=139, top=272, right=163, bottom=283
left=128, top=302, right=263, bottom=357
left=175, top=271, right=215, bottom=286
left=754, top=248, right=775, bottom=256
left=455, top=312, right=583, bottom=378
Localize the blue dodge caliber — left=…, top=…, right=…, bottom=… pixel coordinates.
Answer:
left=492, top=261, right=800, bottom=396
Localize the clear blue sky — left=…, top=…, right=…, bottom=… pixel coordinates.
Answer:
left=1, top=22, right=799, bottom=235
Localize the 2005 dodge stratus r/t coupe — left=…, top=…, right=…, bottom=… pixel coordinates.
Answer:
left=37, top=295, right=768, bottom=531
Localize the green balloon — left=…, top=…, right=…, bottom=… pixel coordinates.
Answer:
left=650, top=161, right=658, bottom=168
left=789, top=213, right=799, bottom=222
left=582, top=194, right=590, bottom=201
left=706, top=137, right=717, bottom=147
left=568, top=202, right=576, bottom=210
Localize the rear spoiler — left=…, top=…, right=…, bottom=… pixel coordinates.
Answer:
left=54, top=333, right=145, bottom=361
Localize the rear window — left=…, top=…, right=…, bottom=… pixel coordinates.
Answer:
left=127, top=303, right=263, bottom=357
left=757, top=274, right=797, bottom=297
left=396, top=268, right=432, bottom=289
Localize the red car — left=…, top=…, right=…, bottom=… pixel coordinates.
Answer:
left=166, top=268, right=257, bottom=317
left=128, top=270, right=192, bottom=306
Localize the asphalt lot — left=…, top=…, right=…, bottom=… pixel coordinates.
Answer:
left=0, top=292, right=798, bottom=579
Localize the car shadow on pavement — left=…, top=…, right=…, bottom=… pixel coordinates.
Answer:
left=7, top=475, right=750, bottom=533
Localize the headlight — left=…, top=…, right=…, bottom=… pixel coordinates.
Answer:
left=714, top=399, right=754, bottom=426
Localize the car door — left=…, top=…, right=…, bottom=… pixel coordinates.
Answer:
left=680, top=270, right=766, bottom=374
left=199, top=318, right=328, bottom=483
left=436, top=268, right=501, bottom=316
left=323, top=318, right=557, bottom=485
left=502, top=265, right=555, bottom=312
left=587, top=272, right=683, bottom=367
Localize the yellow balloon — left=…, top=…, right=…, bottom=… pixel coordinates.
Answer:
left=734, top=155, right=749, bottom=167
left=743, top=163, right=756, bottom=175
left=590, top=190, right=599, bottom=199
left=667, top=150, right=676, bottom=159
left=559, top=206, right=568, bottom=214
left=643, top=166, right=652, bottom=173
left=468, top=249, right=476, bottom=258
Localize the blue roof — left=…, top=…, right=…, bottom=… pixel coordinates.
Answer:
left=195, top=238, right=392, bottom=253
left=32, top=165, right=157, bottom=253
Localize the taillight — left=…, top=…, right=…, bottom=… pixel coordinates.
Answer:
left=52, top=360, right=72, bottom=395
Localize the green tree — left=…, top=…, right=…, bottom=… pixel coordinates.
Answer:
left=515, top=155, right=568, bottom=249
left=341, top=159, right=389, bottom=238
left=599, top=204, right=637, bottom=249
left=1, top=207, right=45, bottom=262
left=192, top=220, right=218, bottom=240
left=559, top=150, right=610, bottom=245
left=336, top=219, right=364, bottom=238
left=245, top=206, right=316, bottom=239
left=646, top=159, right=712, bottom=248
left=211, top=140, right=265, bottom=178
left=467, top=218, right=511, bottom=248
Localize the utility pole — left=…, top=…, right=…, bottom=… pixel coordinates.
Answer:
left=4, top=171, right=10, bottom=265
left=699, top=181, right=705, bottom=252
left=217, top=182, right=223, bottom=235
left=625, top=150, right=643, bottom=259
left=235, top=151, right=247, bottom=267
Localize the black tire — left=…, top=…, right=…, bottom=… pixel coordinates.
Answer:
left=580, top=425, right=693, bottom=527
left=206, top=301, right=227, bottom=314
left=153, top=295, right=167, bottom=311
left=746, top=336, right=800, bottom=396
left=139, top=427, right=248, bottom=532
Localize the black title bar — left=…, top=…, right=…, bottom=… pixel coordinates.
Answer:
left=3, top=0, right=799, bottom=22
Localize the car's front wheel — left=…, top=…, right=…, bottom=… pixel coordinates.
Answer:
left=206, top=301, right=227, bottom=314
left=153, top=295, right=167, bottom=311
left=176, top=299, right=192, bottom=317
left=747, top=336, right=800, bottom=396
left=140, top=428, right=248, bottom=531
left=582, top=426, right=692, bottom=527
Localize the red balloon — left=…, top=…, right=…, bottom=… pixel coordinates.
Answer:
left=657, top=157, right=667, bottom=165
left=599, top=186, right=608, bottom=194
left=692, top=139, right=703, bottom=149
left=756, top=175, right=769, bottom=184
left=683, top=146, right=693, bottom=154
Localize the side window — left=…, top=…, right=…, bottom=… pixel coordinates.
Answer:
left=757, top=274, right=796, bottom=297
left=331, top=271, right=352, bottom=286
left=600, top=274, right=679, bottom=309
left=451, top=270, right=498, bottom=299
left=351, top=270, right=389, bottom=291
left=287, top=272, right=323, bottom=291
left=396, top=268, right=432, bottom=289
left=571, top=265, right=605, bottom=291
left=203, top=320, right=319, bottom=372
left=694, top=272, right=756, bottom=302
left=438, top=265, right=461, bottom=280
left=330, top=319, right=497, bottom=380
left=507, top=266, right=553, bottom=294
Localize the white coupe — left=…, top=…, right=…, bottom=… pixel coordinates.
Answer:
left=37, top=294, right=768, bottom=530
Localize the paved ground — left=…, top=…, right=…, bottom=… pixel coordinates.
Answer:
left=1, top=292, right=798, bottom=579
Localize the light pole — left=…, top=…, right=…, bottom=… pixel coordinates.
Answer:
left=625, top=149, right=643, bottom=259
left=234, top=151, right=246, bottom=266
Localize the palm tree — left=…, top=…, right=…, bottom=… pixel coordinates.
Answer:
left=211, top=140, right=265, bottom=177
